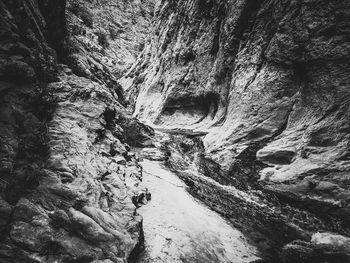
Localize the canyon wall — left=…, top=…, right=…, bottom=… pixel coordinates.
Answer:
left=1, top=0, right=349, bottom=261
left=123, top=0, right=350, bottom=260
left=0, top=0, right=154, bottom=262
left=125, top=0, right=350, bottom=229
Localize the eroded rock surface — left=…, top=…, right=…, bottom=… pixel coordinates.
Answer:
left=0, top=0, right=154, bottom=262
left=123, top=0, right=350, bottom=261
left=1, top=0, right=350, bottom=262
left=63, top=0, right=156, bottom=106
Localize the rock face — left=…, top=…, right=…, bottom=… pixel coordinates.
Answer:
left=0, top=0, right=154, bottom=262
left=122, top=0, right=350, bottom=261
left=63, top=0, right=156, bottom=106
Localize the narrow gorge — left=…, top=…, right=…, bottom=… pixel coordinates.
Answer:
left=0, top=0, right=349, bottom=262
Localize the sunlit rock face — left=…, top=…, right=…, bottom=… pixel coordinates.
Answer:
left=0, top=0, right=153, bottom=262
left=124, top=0, right=350, bottom=229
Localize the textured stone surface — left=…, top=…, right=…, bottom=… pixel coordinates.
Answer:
left=153, top=131, right=349, bottom=261
left=1, top=0, right=350, bottom=262
left=0, top=0, right=154, bottom=262
left=281, top=232, right=350, bottom=263
left=123, top=0, right=350, bottom=260
left=63, top=0, right=156, bottom=105
left=126, top=0, right=350, bottom=197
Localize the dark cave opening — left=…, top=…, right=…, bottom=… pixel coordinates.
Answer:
left=161, top=92, right=221, bottom=120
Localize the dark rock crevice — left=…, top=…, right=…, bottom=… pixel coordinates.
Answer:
left=158, top=91, right=221, bottom=124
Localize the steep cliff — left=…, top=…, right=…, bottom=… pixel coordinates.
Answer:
left=123, top=0, right=350, bottom=261
left=0, top=0, right=154, bottom=262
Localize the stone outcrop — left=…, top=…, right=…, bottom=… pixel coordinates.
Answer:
left=122, top=0, right=350, bottom=261
left=0, top=0, right=154, bottom=262
left=281, top=232, right=350, bottom=263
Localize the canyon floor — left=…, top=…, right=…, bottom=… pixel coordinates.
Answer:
left=133, top=128, right=350, bottom=263
left=136, top=158, right=259, bottom=263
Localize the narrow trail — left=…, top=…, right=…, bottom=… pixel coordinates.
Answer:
left=136, top=159, right=260, bottom=263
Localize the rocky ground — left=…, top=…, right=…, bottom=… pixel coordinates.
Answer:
left=136, top=159, right=260, bottom=263
left=156, top=131, right=350, bottom=262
